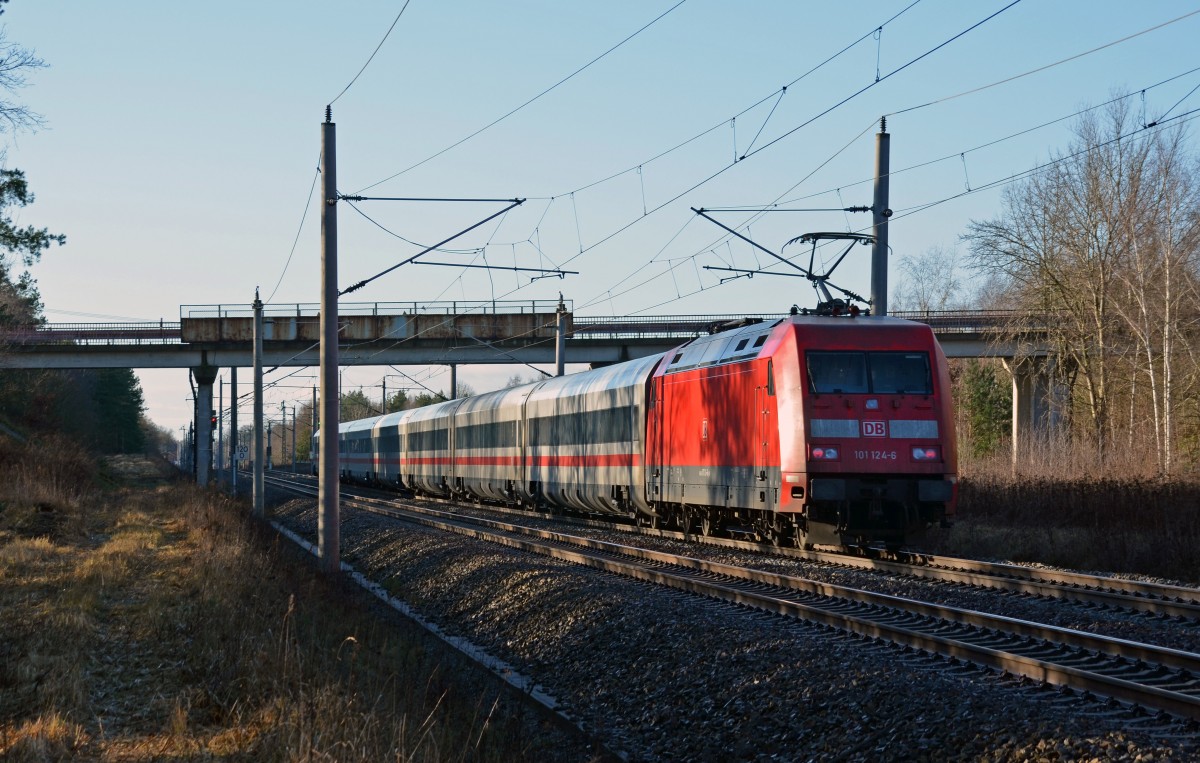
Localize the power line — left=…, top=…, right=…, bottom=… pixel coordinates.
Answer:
left=519, top=18, right=1199, bottom=307
left=328, top=1, right=413, bottom=107
left=719, top=65, right=1200, bottom=212
left=546, top=2, right=1019, bottom=277
left=299, top=3, right=1036, bottom=374
left=355, top=0, right=691, bottom=193
left=546, top=0, right=923, bottom=201
left=889, top=107, right=1200, bottom=221
left=266, top=158, right=321, bottom=303
left=739, top=0, right=1024, bottom=164
left=348, top=2, right=924, bottom=326
left=888, top=8, right=1200, bottom=118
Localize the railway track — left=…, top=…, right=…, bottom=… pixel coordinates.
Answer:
left=265, top=471, right=1200, bottom=621
left=264, top=473, right=1200, bottom=722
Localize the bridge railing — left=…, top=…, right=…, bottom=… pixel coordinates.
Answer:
left=572, top=314, right=779, bottom=339
left=889, top=309, right=1039, bottom=333
left=181, top=299, right=569, bottom=319
left=0, top=322, right=183, bottom=345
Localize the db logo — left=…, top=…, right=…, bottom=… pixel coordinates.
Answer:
left=862, top=420, right=887, bottom=438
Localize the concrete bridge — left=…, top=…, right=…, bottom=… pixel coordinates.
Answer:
left=0, top=302, right=1058, bottom=469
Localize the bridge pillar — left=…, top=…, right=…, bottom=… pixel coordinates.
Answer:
left=1003, top=357, right=1065, bottom=467
left=192, top=364, right=218, bottom=487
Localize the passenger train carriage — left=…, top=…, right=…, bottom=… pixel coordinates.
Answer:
left=316, top=312, right=957, bottom=550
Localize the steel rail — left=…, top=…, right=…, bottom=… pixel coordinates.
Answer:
left=263, top=470, right=1200, bottom=620
left=264, top=474, right=1200, bottom=720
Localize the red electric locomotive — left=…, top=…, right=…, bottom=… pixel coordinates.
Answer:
left=646, top=313, right=957, bottom=550
left=325, top=310, right=957, bottom=551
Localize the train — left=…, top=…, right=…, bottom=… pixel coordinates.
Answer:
left=315, top=311, right=958, bottom=550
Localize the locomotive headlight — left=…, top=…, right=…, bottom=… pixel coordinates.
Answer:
left=810, top=446, right=840, bottom=461
left=911, top=445, right=941, bottom=462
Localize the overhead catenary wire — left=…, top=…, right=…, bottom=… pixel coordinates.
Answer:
left=312, top=1, right=1190, bottom=379
left=328, top=0, right=413, bottom=107
left=887, top=8, right=1200, bottom=118
left=354, top=0, right=690, bottom=193
left=715, top=65, right=1200, bottom=212
left=888, top=106, right=1200, bottom=221
left=548, top=1, right=1021, bottom=276
left=739, top=0, right=1024, bottom=165
left=266, top=158, right=321, bottom=304
left=493, top=11, right=1199, bottom=292
left=545, top=0, right=923, bottom=201
left=286, top=69, right=1199, bottom=382
left=372, top=2, right=926, bottom=314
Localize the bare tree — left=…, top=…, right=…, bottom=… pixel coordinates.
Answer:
left=1108, top=121, right=1200, bottom=474
left=891, top=245, right=962, bottom=313
left=965, top=104, right=1132, bottom=459
left=0, top=24, right=46, bottom=135
left=965, top=99, right=1200, bottom=470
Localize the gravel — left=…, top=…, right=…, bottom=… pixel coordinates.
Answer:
left=272, top=495, right=1200, bottom=762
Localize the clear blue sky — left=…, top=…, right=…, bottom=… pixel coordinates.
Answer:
left=7, top=1, right=1200, bottom=435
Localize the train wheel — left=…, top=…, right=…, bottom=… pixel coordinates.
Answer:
left=699, top=511, right=714, bottom=537
left=677, top=507, right=695, bottom=534
left=756, top=514, right=792, bottom=547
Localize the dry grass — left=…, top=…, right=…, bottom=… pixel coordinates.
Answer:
left=927, top=438, right=1200, bottom=581
left=0, top=442, right=591, bottom=761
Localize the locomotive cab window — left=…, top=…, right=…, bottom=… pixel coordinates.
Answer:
left=869, top=352, right=932, bottom=394
left=807, top=352, right=868, bottom=393
left=807, top=351, right=932, bottom=394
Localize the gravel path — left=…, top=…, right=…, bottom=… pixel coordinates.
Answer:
left=273, top=495, right=1200, bottom=762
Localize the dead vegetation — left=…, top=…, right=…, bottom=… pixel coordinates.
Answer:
left=927, top=439, right=1200, bottom=582
left=3, top=431, right=1198, bottom=760
left=0, top=439, right=591, bottom=761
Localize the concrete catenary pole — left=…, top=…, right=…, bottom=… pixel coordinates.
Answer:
left=291, top=403, right=297, bottom=473
left=555, top=292, right=567, bottom=377
left=253, top=289, right=265, bottom=518
left=319, top=107, right=341, bottom=574
left=870, top=117, right=891, bottom=316
left=230, top=367, right=238, bottom=495
left=448, top=364, right=457, bottom=400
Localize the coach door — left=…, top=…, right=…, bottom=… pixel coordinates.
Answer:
left=648, top=378, right=664, bottom=502
left=753, top=360, right=775, bottom=504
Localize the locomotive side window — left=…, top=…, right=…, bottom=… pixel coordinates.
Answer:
left=806, top=351, right=932, bottom=394
left=807, top=352, right=868, bottom=393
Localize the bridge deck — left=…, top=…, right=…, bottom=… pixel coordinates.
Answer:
left=0, top=309, right=1038, bottom=368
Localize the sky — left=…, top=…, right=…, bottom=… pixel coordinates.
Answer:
left=6, top=1, right=1200, bottom=437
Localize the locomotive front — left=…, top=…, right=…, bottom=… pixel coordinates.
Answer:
left=774, top=316, right=958, bottom=549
